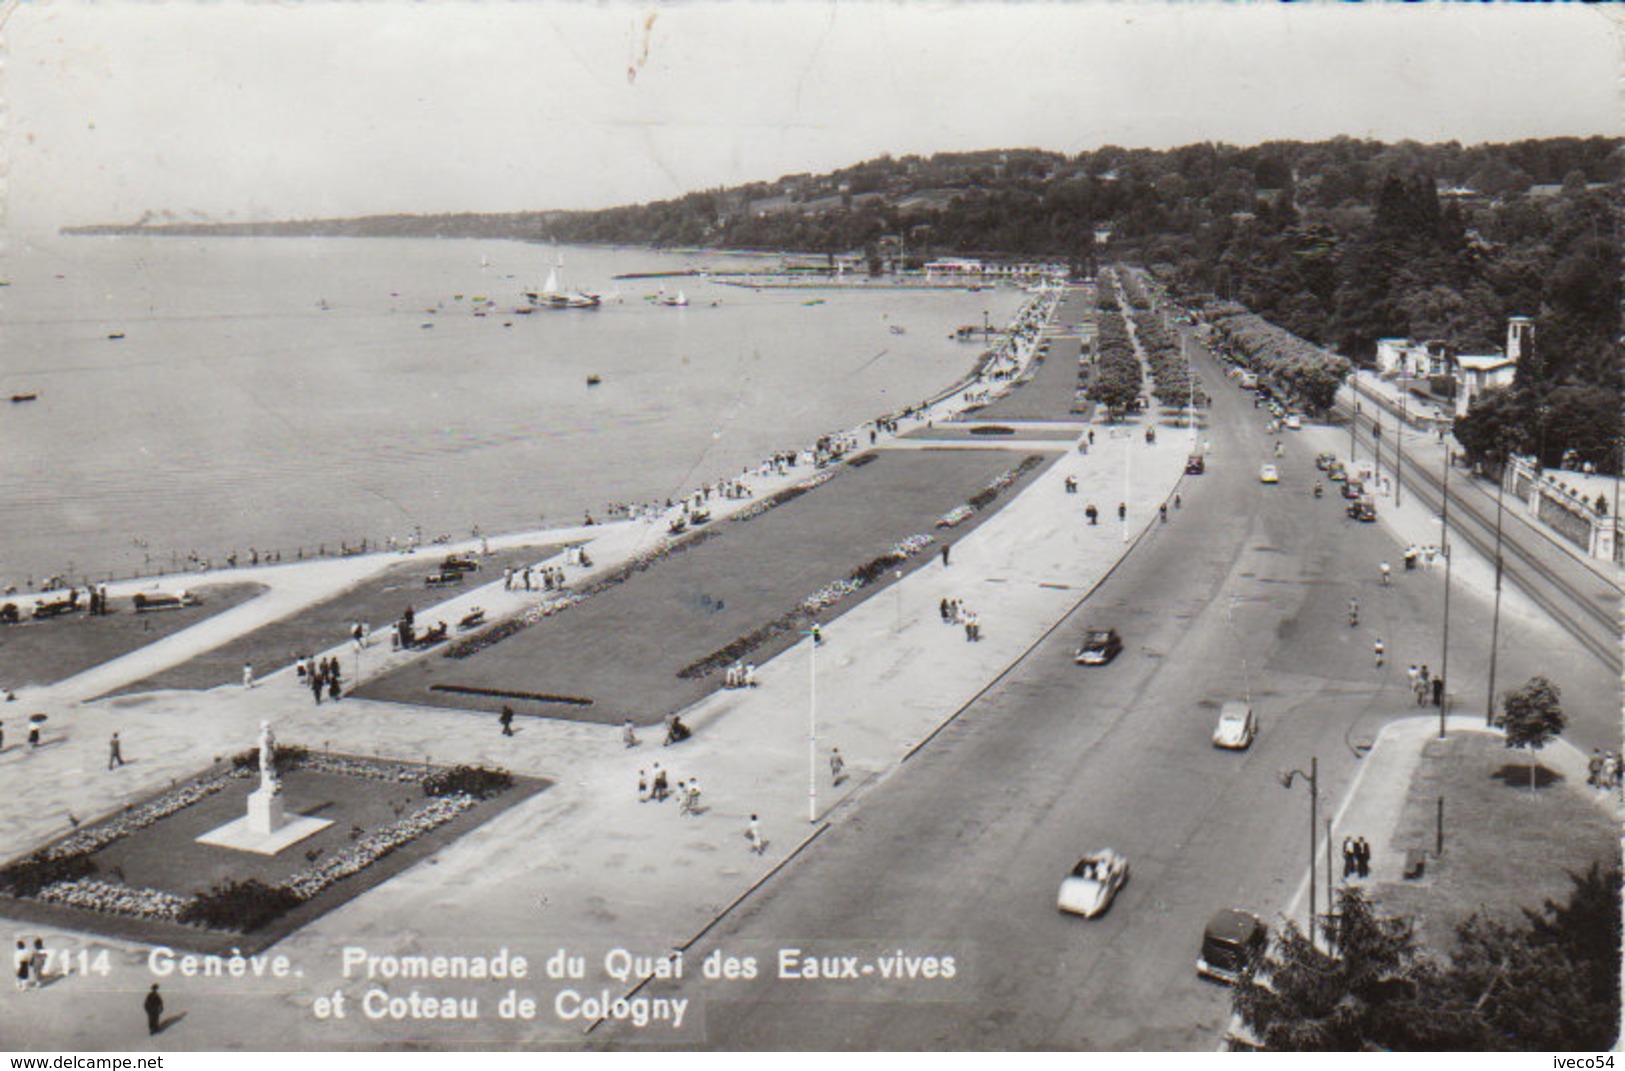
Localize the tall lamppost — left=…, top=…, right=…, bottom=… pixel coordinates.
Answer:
left=1439, top=443, right=1454, bottom=739
left=1395, top=389, right=1406, bottom=508
left=804, top=627, right=819, bottom=822
left=1280, top=757, right=1320, bottom=944
left=1485, top=440, right=1510, bottom=726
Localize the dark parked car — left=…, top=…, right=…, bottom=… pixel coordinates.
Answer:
left=1074, top=628, right=1124, bottom=665
left=1185, top=454, right=1206, bottom=475
left=1198, top=908, right=1267, bottom=984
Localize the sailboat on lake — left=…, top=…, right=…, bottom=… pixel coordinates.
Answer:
left=525, top=255, right=601, bottom=310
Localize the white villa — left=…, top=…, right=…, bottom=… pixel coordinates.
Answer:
left=1377, top=317, right=1533, bottom=417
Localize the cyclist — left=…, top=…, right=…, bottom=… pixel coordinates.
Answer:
left=1380, top=561, right=1392, bottom=586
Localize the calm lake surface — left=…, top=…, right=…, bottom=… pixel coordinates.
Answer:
left=0, top=235, right=1023, bottom=584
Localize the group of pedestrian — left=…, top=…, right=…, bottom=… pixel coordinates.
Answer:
left=503, top=565, right=569, bottom=592
left=938, top=598, right=980, bottom=640
left=296, top=655, right=343, bottom=704
left=1063, top=476, right=1079, bottom=494
left=1405, top=664, right=1435, bottom=706
left=637, top=763, right=703, bottom=816
left=85, top=585, right=112, bottom=616
left=1586, top=749, right=1622, bottom=790
left=722, top=662, right=758, bottom=689
left=1341, top=836, right=1373, bottom=879
left=13, top=937, right=47, bottom=991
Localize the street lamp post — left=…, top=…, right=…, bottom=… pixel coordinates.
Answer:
left=1280, top=757, right=1319, bottom=944
left=1396, top=390, right=1406, bottom=509
left=1439, top=445, right=1453, bottom=739
left=1485, top=447, right=1508, bottom=726
left=805, top=629, right=819, bottom=823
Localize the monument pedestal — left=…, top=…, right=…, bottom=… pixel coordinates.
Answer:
left=197, top=788, right=332, bottom=856
left=247, top=787, right=286, bottom=836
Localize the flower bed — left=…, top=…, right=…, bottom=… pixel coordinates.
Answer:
left=44, top=770, right=236, bottom=861
left=38, top=878, right=191, bottom=922
left=937, top=505, right=975, bottom=528
left=729, top=467, right=841, bottom=523
left=281, top=795, right=475, bottom=903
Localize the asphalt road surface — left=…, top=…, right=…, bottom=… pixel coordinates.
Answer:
left=601, top=339, right=1614, bottom=1050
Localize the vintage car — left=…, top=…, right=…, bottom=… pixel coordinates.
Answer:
left=132, top=590, right=200, bottom=613
left=1212, top=701, right=1257, bottom=750
left=1074, top=628, right=1124, bottom=666
left=1348, top=497, right=1378, bottom=522
left=1185, top=454, right=1206, bottom=475
left=1198, top=908, right=1268, bottom=984
left=1058, top=849, right=1130, bottom=918
left=1258, top=464, right=1279, bottom=484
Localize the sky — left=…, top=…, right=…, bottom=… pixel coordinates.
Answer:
left=2, top=1, right=1618, bottom=232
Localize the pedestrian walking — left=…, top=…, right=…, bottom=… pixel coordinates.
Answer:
left=1159, top=502, right=1168, bottom=523
left=1372, top=638, right=1384, bottom=666
left=328, top=673, right=342, bottom=702
left=1379, top=561, right=1391, bottom=586
left=242, top=661, right=254, bottom=688
left=1356, top=837, right=1371, bottom=878
left=651, top=765, right=668, bottom=802
left=503, top=567, right=513, bottom=591
left=811, top=624, right=823, bottom=646
left=108, top=732, right=124, bottom=769
left=941, top=544, right=950, bottom=567
left=622, top=718, right=639, bottom=748
left=1414, top=676, right=1429, bottom=706
left=746, top=814, right=765, bottom=855
left=1085, top=503, right=1098, bottom=525
left=1342, top=836, right=1356, bottom=877
left=1117, top=502, right=1127, bottom=522
left=14, top=939, right=29, bottom=990
left=1431, top=676, right=1445, bottom=707
left=27, top=723, right=40, bottom=748
left=144, top=983, right=164, bottom=1035
left=637, top=769, right=649, bottom=801
left=30, top=939, right=46, bottom=988
left=830, top=747, right=846, bottom=785
left=1588, top=748, right=1604, bottom=787
left=744, top=663, right=757, bottom=687
left=499, top=705, right=515, bottom=737
left=310, top=672, right=323, bottom=705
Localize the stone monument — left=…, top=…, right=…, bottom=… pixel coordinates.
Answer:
left=196, top=719, right=332, bottom=855
left=246, top=720, right=287, bottom=835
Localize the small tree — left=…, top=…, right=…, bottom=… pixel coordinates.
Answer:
left=1495, top=676, right=1565, bottom=791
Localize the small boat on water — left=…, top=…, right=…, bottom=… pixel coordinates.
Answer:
left=586, top=374, right=602, bottom=387
left=803, top=299, right=825, bottom=306
left=656, top=289, right=688, bottom=307
left=107, top=332, right=125, bottom=340
left=525, top=259, right=601, bottom=310
left=10, top=393, right=38, bottom=403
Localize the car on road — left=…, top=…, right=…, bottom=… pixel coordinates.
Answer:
left=1185, top=454, right=1206, bottom=475
left=1327, top=463, right=1347, bottom=482
left=1258, top=464, right=1279, bottom=484
left=1058, top=849, right=1130, bottom=917
left=1074, top=628, right=1124, bottom=665
left=1198, top=908, right=1268, bottom=984
left=1348, top=497, right=1378, bottom=522
left=1315, top=451, right=1338, bottom=471
left=1211, top=701, right=1257, bottom=749
left=1341, top=478, right=1364, bottom=500
left=1284, top=414, right=1302, bottom=430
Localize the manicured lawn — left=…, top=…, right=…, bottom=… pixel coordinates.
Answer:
left=0, top=582, right=266, bottom=690
left=109, top=545, right=564, bottom=695
left=1374, top=731, right=1618, bottom=953
left=355, top=448, right=1057, bottom=725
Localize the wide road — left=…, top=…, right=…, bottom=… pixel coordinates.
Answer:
left=602, top=338, right=1608, bottom=1050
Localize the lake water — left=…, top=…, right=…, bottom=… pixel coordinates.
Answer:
left=0, top=235, right=1023, bottom=584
